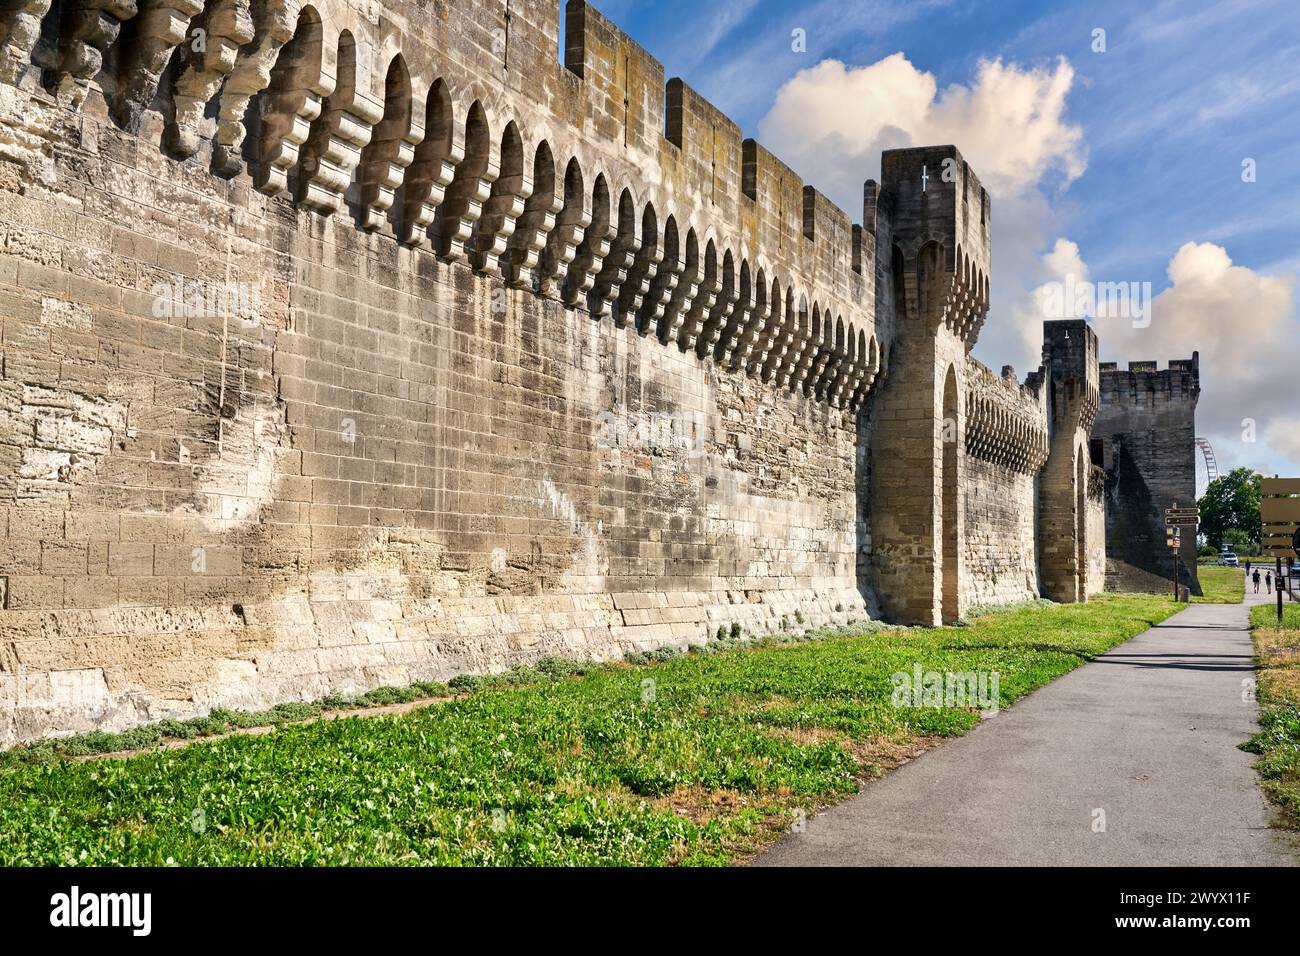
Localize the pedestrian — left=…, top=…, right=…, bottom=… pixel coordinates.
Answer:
left=1246, top=560, right=1252, bottom=576
left=1266, top=570, right=1273, bottom=594
left=1253, top=569, right=1261, bottom=593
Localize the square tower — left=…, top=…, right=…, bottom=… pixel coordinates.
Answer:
left=868, top=146, right=991, bottom=625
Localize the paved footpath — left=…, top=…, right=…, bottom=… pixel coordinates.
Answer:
left=756, top=587, right=1296, bottom=866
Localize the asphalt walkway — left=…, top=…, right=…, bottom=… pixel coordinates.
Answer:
left=756, top=586, right=1295, bottom=866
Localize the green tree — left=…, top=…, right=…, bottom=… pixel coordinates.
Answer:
left=1198, top=468, right=1262, bottom=550
left=1222, top=528, right=1252, bottom=555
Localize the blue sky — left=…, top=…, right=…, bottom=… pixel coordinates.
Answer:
left=570, top=0, right=1300, bottom=485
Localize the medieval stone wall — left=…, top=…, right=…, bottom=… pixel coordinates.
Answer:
left=868, top=146, right=992, bottom=625
left=1031, top=320, right=1103, bottom=603
left=0, top=0, right=1144, bottom=746
left=0, top=0, right=886, bottom=746
left=961, top=358, right=1047, bottom=608
left=1094, top=357, right=1201, bottom=594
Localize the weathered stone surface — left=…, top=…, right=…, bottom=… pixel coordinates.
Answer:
left=0, top=0, right=1181, bottom=747
left=1093, top=356, right=1202, bottom=594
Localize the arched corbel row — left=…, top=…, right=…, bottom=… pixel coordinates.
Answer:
left=817, top=316, right=846, bottom=403
left=108, top=0, right=203, bottom=133
left=848, top=334, right=883, bottom=409
left=253, top=5, right=330, bottom=195
left=296, top=30, right=384, bottom=212
left=774, top=292, right=807, bottom=389
left=433, top=99, right=498, bottom=262
left=213, top=0, right=301, bottom=177
left=397, top=78, right=459, bottom=247
left=760, top=286, right=793, bottom=384
left=830, top=320, right=856, bottom=407
left=536, top=158, right=590, bottom=298
left=358, top=54, right=422, bottom=233
left=165, top=0, right=255, bottom=157
left=615, top=202, right=661, bottom=326
left=730, top=265, right=770, bottom=372
left=637, top=214, right=679, bottom=337
left=716, top=258, right=754, bottom=367
left=811, top=316, right=839, bottom=401
left=677, top=238, right=718, bottom=352
left=471, top=121, right=529, bottom=275
left=50, top=0, right=138, bottom=104
left=844, top=331, right=869, bottom=408
left=505, top=141, right=558, bottom=288
left=0, top=7, right=879, bottom=413
left=657, top=226, right=699, bottom=346
left=745, top=276, right=781, bottom=378
left=697, top=249, right=737, bottom=360
left=789, top=301, right=821, bottom=394
left=562, top=172, right=613, bottom=305
left=588, top=188, right=639, bottom=318
left=805, top=308, right=835, bottom=399
left=725, top=261, right=759, bottom=370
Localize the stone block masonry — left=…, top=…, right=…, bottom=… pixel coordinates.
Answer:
left=961, top=359, right=1048, bottom=609
left=0, top=0, right=877, bottom=746
left=1093, top=357, right=1201, bottom=595
left=0, top=0, right=1181, bottom=745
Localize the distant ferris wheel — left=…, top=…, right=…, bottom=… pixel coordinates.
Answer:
left=1195, top=437, right=1218, bottom=488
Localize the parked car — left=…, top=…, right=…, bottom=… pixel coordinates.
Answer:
left=1219, top=552, right=1239, bottom=567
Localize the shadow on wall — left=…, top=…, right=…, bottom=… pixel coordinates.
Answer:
left=855, top=402, right=879, bottom=617
left=1105, top=438, right=1201, bottom=594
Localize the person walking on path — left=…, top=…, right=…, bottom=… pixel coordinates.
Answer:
left=1253, top=569, right=1262, bottom=593
left=1266, top=570, right=1273, bottom=595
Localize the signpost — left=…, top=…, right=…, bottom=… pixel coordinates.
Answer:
left=1165, top=503, right=1198, bottom=603
left=1260, top=478, right=1299, bottom=624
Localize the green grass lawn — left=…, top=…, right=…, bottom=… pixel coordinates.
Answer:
left=0, top=594, right=1180, bottom=866
left=1194, top=566, right=1246, bottom=603
left=1244, top=601, right=1300, bottom=830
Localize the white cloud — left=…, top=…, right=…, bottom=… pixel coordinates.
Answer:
left=751, top=48, right=1298, bottom=482
left=1007, top=237, right=1091, bottom=363
left=1042, top=236, right=1089, bottom=282
left=1088, top=241, right=1299, bottom=478
left=756, top=53, right=1086, bottom=375
left=757, top=53, right=1085, bottom=208
left=680, top=0, right=953, bottom=122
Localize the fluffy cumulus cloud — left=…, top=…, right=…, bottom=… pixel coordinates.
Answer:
left=1086, top=241, right=1298, bottom=478
left=757, top=53, right=1085, bottom=208
left=756, top=53, right=1085, bottom=374
left=755, top=50, right=1299, bottom=477
left=1008, top=237, right=1091, bottom=363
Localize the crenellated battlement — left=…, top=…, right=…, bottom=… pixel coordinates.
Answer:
left=1093, top=353, right=1201, bottom=595
left=0, top=0, right=883, bottom=410
left=0, top=0, right=1191, bottom=744
left=1035, top=319, right=1100, bottom=433
left=875, top=145, right=991, bottom=347
left=964, top=358, right=1049, bottom=473
left=1098, top=355, right=1200, bottom=406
